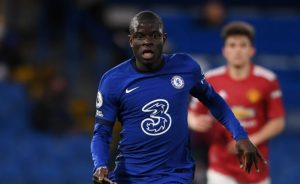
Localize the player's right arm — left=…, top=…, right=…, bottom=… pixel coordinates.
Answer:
left=189, top=62, right=267, bottom=173
left=188, top=97, right=214, bottom=132
left=91, top=122, right=115, bottom=184
left=91, top=73, right=119, bottom=183
left=93, top=167, right=116, bottom=184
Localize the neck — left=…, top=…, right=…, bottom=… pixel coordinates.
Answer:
left=135, top=57, right=164, bottom=72
left=228, top=63, right=251, bottom=80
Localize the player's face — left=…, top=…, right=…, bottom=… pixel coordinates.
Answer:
left=129, top=20, right=166, bottom=70
left=222, top=35, right=255, bottom=68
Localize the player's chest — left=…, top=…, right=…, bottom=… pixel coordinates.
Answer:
left=120, top=74, right=193, bottom=109
left=211, top=79, right=267, bottom=106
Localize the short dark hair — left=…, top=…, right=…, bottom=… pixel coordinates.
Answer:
left=129, top=10, right=163, bottom=34
left=221, top=21, right=255, bottom=43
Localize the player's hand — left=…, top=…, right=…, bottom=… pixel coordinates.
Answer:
left=93, top=167, right=116, bottom=184
left=236, top=139, right=267, bottom=173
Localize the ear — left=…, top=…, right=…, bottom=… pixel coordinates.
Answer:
left=128, top=34, right=133, bottom=48
left=163, top=33, right=167, bottom=43
left=222, top=46, right=226, bottom=57
left=250, top=46, right=256, bottom=58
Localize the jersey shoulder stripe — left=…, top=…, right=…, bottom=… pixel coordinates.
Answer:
left=253, top=65, right=277, bottom=81
left=205, top=66, right=226, bottom=78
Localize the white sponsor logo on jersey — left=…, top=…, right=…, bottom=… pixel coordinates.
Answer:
left=141, top=99, right=172, bottom=136
left=125, top=86, right=139, bottom=94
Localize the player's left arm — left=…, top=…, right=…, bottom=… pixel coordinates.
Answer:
left=190, top=80, right=248, bottom=140
left=250, top=78, right=285, bottom=146
left=190, top=77, right=266, bottom=173
left=249, top=117, right=285, bottom=146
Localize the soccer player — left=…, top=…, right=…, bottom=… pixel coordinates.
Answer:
left=91, top=11, right=265, bottom=184
left=188, top=21, right=285, bottom=184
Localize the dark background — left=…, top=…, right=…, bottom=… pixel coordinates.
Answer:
left=0, top=0, right=299, bottom=183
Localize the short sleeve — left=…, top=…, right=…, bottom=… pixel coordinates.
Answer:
left=266, top=78, right=285, bottom=119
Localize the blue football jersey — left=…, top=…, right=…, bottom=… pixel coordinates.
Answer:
left=95, top=53, right=207, bottom=183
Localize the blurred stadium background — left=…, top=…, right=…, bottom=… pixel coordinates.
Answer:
left=0, top=0, right=300, bottom=183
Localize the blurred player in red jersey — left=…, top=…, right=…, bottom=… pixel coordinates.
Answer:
left=189, top=21, right=285, bottom=184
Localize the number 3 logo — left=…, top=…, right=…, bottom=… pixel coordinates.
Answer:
left=141, top=99, right=172, bottom=136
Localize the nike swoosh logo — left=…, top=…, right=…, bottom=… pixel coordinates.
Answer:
left=125, top=87, right=139, bottom=94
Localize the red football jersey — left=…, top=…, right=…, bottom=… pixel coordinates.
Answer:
left=189, top=64, right=285, bottom=183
